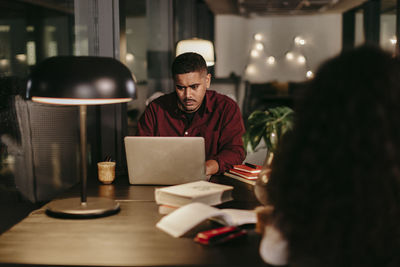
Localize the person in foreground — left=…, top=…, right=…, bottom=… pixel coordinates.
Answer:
left=259, top=45, right=400, bottom=267
left=136, top=52, right=245, bottom=176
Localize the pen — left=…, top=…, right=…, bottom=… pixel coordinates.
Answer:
left=245, top=162, right=258, bottom=169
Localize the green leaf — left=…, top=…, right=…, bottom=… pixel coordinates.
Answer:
left=245, top=106, right=294, bottom=153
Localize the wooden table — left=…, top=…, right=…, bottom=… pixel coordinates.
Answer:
left=0, top=175, right=269, bottom=266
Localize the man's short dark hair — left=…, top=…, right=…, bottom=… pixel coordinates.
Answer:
left=172, top=52, right=208, bottom=76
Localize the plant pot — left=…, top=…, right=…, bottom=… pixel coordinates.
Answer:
left=254, top=151, right=274, bottom=205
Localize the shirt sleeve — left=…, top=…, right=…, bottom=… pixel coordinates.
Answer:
left=259, top=225, right=289, bottom=266
left=136, top=103, right=156, bottom=136
left=208, top=100, right=246, bottom=174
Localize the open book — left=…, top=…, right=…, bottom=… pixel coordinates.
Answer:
left=156, top=202, right=257, bottom=238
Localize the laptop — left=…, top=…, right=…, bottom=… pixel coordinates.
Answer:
left=124, top=136, right=207, bottom=185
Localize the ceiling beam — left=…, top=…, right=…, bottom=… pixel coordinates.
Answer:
left=204, top=0, right=239, bottom=14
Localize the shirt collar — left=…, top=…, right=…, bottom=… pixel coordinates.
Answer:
left=204, top=90, right=212, bottom=114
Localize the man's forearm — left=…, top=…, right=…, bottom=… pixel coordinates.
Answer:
left=211, top=145, right=246, bottom=174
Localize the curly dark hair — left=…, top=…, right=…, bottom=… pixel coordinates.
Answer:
left=171, top=52, right=208, bottom=77
left=267, top=45, right=400, bottom=267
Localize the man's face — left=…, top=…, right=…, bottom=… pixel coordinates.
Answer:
left=174, top=71, right=211, bottom=113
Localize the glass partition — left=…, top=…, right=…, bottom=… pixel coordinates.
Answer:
left=120, top=0, right=148, bottom=135
left=0, top=0, right=76, bottom=231
left=355, top=9, right=365, bottom=46
left=380, top=1, right=396, bottom=54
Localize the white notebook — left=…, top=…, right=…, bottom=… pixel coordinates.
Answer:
left=156, top=202, right=257, bottom=238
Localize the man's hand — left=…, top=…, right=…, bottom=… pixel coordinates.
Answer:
left=205, top=159, right=219, bottom=177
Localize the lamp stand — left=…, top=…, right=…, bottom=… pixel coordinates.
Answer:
left=46, top=105, right=120, bottom=218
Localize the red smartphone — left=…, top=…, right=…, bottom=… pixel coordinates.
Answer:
left=194, top=226, right=247, bottom=245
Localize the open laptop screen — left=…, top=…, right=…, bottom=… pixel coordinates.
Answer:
left=124, top=136, right=207, bottom=185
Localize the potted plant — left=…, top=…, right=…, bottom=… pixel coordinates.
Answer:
left=243, top=106, right=294, bottom=204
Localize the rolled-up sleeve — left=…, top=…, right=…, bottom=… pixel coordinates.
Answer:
left=208, top=101, right=246, bottom=174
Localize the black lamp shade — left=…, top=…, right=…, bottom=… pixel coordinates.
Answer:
left=26, top=56, right=137, bottom=104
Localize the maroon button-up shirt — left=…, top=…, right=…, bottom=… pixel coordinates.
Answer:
left=136, top=90, right=246, bottom=174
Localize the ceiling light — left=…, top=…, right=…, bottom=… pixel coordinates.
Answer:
left=0, top=59, right=9, bottom=67
left=176, top=38, right=215, bottom=66
left=16, top=54, right=27, bottom=62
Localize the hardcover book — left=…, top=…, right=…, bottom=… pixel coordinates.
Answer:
left=155, top=181, right=233, bottom=207
left=229, top=169, right=259, bottom=179
left=224, top=163, right=262, bottom=185
left=233, top=164, right=262, bottom=173
left=224, top=172, right=257, bottom=186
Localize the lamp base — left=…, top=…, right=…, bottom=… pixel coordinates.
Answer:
left=46, top=197, right=120, bottom=219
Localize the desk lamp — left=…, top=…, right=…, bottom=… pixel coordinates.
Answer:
left=26, top=56, right=136, bottom=218
left=176, top=38, right=215, bottom=66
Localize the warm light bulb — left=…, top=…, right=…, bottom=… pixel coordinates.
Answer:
left=126, top=53, right=134, bottom=62
left=246, top=64, right=257, bottom=75
left=294, top=36, right=306, bottom=46
left=390, top=36, right=397, bottom=45
left=297, top=55, right=306, bottom=64
left=251, top=49, right=260, bottom=58
left=254, top=33, right=263, bottom=41
left=266, top=56, right=276, bottom=65
left=286, top=52, right=294, bottom=60
left=16, top=54, right=27, bottom=62
left=255, top=43, right=264, bottom=51
left=0, top=59, right=9, bottom=67
left=306, top=70, right=314, bottom=79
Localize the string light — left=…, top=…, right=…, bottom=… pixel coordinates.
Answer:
left=255, top=42, right=264, bottom=51
left=294, top=36, right=306, bottom=46
left=245, top=33, right=313, bottom=80
left=297, top=55, right=306, bottom=64
left=254, top=33, right=263, bottom=41
left=285, top=52, right=294, bottom=60
left=251, top=49, right=260, bottom=58
left=390, top=36, right=397, bottom=45
left=266, top=56, right=276, bottom=65
left=246, top=64, right=257, bottom=75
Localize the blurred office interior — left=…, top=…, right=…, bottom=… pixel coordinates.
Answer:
left=0, top=0, right=396, bottom=232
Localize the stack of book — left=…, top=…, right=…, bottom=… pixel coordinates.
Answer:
left=155, top=180, right=234, bottom=214
left=224, top=163, right=262, bottom=185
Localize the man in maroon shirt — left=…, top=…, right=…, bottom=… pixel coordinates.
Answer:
left=136, top=52, right=245, bottom=176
